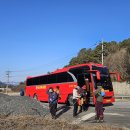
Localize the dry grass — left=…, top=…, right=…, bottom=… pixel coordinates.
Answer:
left=0, top=115, right=129, bottom=130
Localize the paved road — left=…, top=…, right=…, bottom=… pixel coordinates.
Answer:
left=41, top=101, right=130, bottom=129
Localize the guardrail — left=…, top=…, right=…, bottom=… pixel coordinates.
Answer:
left=115, top=95, right=130, bottom=100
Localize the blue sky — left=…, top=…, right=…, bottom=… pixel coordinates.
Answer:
left=0, top=0, right=130, bottom=82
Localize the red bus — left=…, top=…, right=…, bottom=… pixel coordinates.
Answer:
left=25, top=63, right=120, bottom=105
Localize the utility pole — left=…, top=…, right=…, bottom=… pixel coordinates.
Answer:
left=6, top=70, right=11, bottom=94
left=102, top=39, right=104, bottom=65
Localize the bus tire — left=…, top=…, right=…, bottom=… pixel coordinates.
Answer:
left=33, top=94, right=38, bottom=100
left=67, top=94, right=73, bottom=106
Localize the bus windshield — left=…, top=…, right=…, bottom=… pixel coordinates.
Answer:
left=92, top=66, right=109, bottom=75
left=92, top=66, right=113, bottom=91
left=93, top=74, right=113, bottom=91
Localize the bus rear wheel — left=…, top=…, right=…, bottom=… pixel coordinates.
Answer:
left=67, top=94, right=73, bottom=106
left=33, top=94, right=38, bottom=100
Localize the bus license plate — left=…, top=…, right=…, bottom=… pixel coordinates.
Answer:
left=106, top=100, right=111, bottom=102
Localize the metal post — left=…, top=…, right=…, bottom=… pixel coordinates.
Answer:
left=102, top=39, right=104, bottom=65
left=6, top=70, right=10, bottom=94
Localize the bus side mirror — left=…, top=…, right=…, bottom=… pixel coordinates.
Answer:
left=109, top=72, right=120, bottom=82
left=96, top=71, right=100, bottom=80
left=117, top=73, right=120, bottom=81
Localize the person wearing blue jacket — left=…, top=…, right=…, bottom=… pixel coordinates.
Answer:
left=47, top=87, right=58, bottom=119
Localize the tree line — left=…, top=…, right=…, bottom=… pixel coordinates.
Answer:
left=67, top=38, right=130, bottom=81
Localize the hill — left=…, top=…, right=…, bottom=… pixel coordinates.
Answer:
left=67, top=38, right=130, bottom=81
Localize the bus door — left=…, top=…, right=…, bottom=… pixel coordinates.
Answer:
left=84, top=75, right=93, bottom=104
left=76, top=73, right=93, bottom=104
left=87, top=70, right=101, bottom=104
left=77, top=74, right=86, bottom=87
left=76, top=73, right=91, bottom=87
left=77, top=73, right=92, bottom=104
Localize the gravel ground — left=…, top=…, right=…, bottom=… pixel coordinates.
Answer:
left=0, top=93, right=49, bottom=117
left=0, top=93, right=12, bottom=104
left=0, top=94, right=129, bottom=130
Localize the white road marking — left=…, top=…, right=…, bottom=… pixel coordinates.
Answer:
left=72, top=112, right=125, bottom=124
left=72, top=113, right=95, bottom=124
left=79, top=113, right=96, bottom=121
left=105, top=113, right=125, bottom=116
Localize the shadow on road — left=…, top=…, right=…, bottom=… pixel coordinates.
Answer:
left=56, top=105, right=71, bottom=118
left=89, top=103, right=114, bottom=107
left=104, top=103, right=114, bottom=107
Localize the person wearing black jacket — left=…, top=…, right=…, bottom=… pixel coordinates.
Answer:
left=47, top=87, right=58, bottom=119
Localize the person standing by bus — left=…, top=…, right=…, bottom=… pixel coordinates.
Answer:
left=78, top=86, right=84, bottom=113
left=81, top=85, right=88, bottom=111
left=54, top=86, right=61, bottom=110
left=94, top=83, right=105, bottom=122
left=73, top=86, right=81, bottom=117
left=20, top=88, right=24, bottom=96
left=47, top=87, right=58, bottom=119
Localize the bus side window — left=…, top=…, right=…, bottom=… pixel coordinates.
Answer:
left=40, top=76, right=48, bottom=85
left=57, top=72, right=69, bottom=83
left=47, top=74, right=57, bottom=84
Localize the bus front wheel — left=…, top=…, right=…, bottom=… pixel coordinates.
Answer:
left=67, top=95, right=73, bottom=106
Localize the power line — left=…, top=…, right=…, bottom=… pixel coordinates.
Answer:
left=1, top=43, right=98, bottom=83
left=6, top=43, right=98, bottom=73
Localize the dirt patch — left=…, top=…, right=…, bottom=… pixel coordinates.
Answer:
left=0, top=116, right=128, bottom=130
left=0, top=116, right=80, bottom=130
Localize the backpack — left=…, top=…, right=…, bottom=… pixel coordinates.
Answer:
left=20, top=90, right=24, bottom=96
left=101, top=88, right=105, bottom=97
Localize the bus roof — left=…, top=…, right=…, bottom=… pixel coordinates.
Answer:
left=27, top=63, right=104, bottom=79
left=52, top=63, right=104, bottom=73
